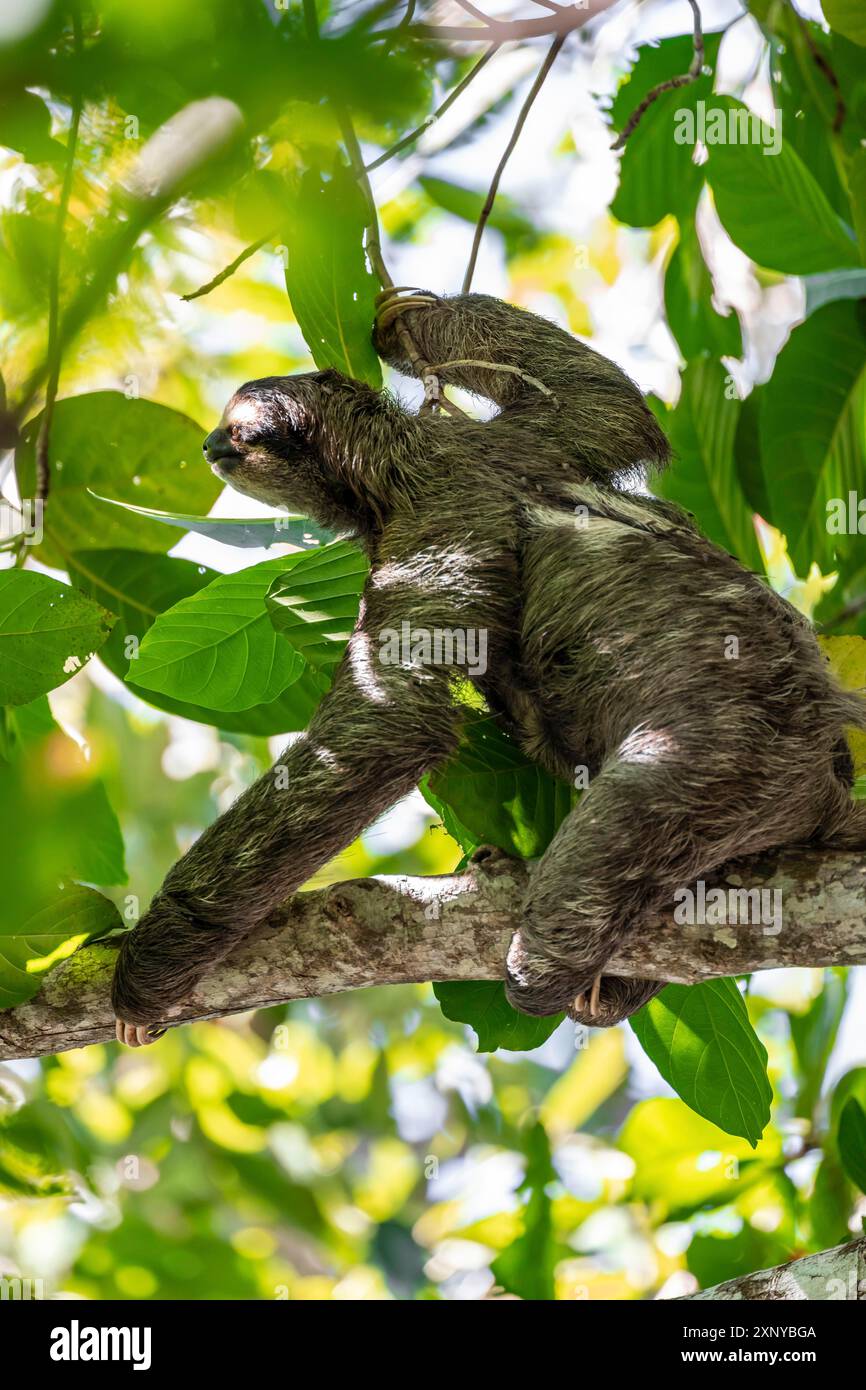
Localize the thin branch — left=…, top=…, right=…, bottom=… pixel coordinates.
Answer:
left=611, top=0, right=705, bottom=151
left=3, top=845, right=866, bottom=1059
left=427, top=358, right=558, bottom=401
left=180, top=234, right=271, bottom=301
left=454, top=0, right=495, bottom=23
left=365, top=43, right=501, bottom=172
left=408, top=0, right=618, bottom=43
left=462, top=34, right=564, bottom=293
left=35, top=6, right=84, bottom=506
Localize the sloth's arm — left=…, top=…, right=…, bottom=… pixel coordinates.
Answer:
left=374, top=291, right=669, bottom=477
left=111, top=617, right=463, bottom=1032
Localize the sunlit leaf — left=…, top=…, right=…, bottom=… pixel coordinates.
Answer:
left=630, top=979, right=772, bottom=1146
left=265, top=540, right=367, bottom=670
left=89, top=492, right=336, bottom=550
left=0, top=885, right=120, bottom=1010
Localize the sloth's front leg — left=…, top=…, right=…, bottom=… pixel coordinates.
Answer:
left=111, top=622, right=463, bottom=1045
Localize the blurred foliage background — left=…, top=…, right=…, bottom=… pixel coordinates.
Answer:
left=1, top=0, right=866, bottom=1301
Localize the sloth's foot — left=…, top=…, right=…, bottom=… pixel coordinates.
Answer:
left=374, top=285, right=443, bottom=335
left=115, top=1021, right=167, bottom=1049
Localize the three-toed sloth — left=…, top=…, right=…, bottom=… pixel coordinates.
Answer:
left=112, top=291, right=866, bottom=1046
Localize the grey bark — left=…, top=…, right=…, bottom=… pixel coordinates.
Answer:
left=681, top=1236, right=865, bottom=1300
left=1, top=846, right=866, bottom=1060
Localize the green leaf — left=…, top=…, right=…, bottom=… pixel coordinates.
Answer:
left=630, top=979, right=772, bottom=1146
left=433, top=981, right=563, bottom=1054
left=610, top=33, right=721, bottom=228
left=68, top=549, right=329, bottom=734
left=759, top=299, right=866, bottom=572
left=427, top=711, right=575, bottom=859
left=654, top=357, right=761, bottom=569
left=491, top=1123, right=559, bottom=1301
left=88, top=492, right=336, bottom=550
left=790, top=969, right=849, bottom=1119
left=850, top=147, right=866, bottom=268
left=265, top=540, right=367, bottom=670
left=15, top=394, right=220, bottom=568
left=664, top=219, right=742, bottom=361
left=824, top=0, right=866, bottom=46
left=130, top=556, right=308, bottom=712
left=284, top=166, right=382, bottom=387
left=0, top=885, right=121, bottom=1010
left=0, top=569, right=114, bottom=705
left=705, top=97, right=859, bottom=274
left=803, top=269, right=866, bottom=317
left=838, top=1098, right=866, bottom=1194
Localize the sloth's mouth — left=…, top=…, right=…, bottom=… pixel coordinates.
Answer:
left=209, top=454, right=242, bottom=476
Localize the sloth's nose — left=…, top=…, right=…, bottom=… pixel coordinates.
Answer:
left=203, top=428, right=237, bottom=462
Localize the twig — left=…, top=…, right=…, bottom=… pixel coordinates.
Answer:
left=427, top=358, right=558, bottom=402
left=180, top=234, right=271, bottom=301
left=462, top=34, right=564, bottom=294
left=611, top=0, right=705, bottom=151
left=789, top=1, right=845, bottom=134
left=454, top=0, right=495, bottom=23
left=408, top=0, right=618, bottom=43
left=34, top=6, right=84, bottom=507
left=366, top=43, right=501, bottom=172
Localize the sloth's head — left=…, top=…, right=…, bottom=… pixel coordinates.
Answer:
left=203, top=370, right=380, bottom=531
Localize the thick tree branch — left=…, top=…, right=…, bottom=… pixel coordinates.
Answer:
left=2, top=847, right=866, bottom=1060
left=681, top=1236, right=865, bottom=1300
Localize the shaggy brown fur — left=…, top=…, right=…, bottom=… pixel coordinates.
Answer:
left=111, top=292, right=866, bottom=1043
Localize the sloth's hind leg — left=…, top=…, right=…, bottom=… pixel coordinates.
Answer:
left=505, top=759, right=699, bottom=1027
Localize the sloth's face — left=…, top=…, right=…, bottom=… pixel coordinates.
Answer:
left=203, top=373, right=332, bottom=514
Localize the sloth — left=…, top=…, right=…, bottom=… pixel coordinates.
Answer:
left=112, top=290, right=866, bottom=1046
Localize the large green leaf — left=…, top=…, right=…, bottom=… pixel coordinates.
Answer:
left=705, top=97, right=859, bottom=274
left=630, top=979, right=772, bottom=1146
left=284, top=166, right=382, bottom=387
left=88, top=492, right=336, bottom=550
left=610, top=33, right=721, bottom=228
left=790, top=969, right=849, bottom=1119
left=824, top=0, right=866, bottom=46
left=759, top=299, right=866, bottom=572
left=838, top=1098, right=866, bottom=1194
left=265, top=540, right=367, bottom=670
left=433, top=981, right=563, bottom=1054
left=0, top=886, right=120, bottom=1011
left=0, top=569, right=114, bottom=706
left=130, top=556, right=308, bottom=712
left=426, top=710, right=575, bottom=859
left=68, top=549, right=329, bottom=734
left=15, top=394, right=220, bottom=568
left=654, top=357, right=761, bottom=569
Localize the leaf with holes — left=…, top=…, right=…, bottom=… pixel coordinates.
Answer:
left=0, top=569, right=114, bottom=706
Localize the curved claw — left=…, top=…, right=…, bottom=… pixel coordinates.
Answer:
left=115, top=1019, right=167, bottom=1048
left=375, top=294, right=442, bottom=334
